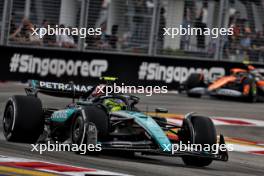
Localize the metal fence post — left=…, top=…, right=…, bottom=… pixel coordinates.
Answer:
left=148, top=0, right=160, bottom=56
left=214, top=0, right=223, bottom=60
left=24, top=0, right=31, bottom=19
left=78, top=0, right=89, bottom=51
left=214, top=0, right=228, bottom=61
left=1, top=0, right=12, bottom=45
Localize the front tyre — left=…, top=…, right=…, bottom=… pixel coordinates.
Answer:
left=3, top=95, right=44, bottom=143
left=71, top=113, right=86, bottom=148
left=71, top=105, right=109, bottom=155
left=71, top=112, right=100, bottom=155
left=182, top=116, right=217, bottom=167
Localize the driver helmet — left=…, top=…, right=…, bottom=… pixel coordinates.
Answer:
left=103, top=98, right=126, bottom=112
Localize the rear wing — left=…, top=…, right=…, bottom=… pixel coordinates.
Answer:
left=26, top=80, right=95, bottom=98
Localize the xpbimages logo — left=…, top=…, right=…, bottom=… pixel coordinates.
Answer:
left=95, top=83, right=168, bottom=96
left=163, top=25, right=234, bottom=39
left=31, top=141, right=102, bottom=155
left=163, top=141, right=234, bottom=155
left=31, top=25, right=102, bottom=39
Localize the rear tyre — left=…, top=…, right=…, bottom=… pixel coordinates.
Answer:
left=3, top=95, right=44, bottom=143
left=185, top=73, right=204, bottom=98
left=182, top=116, right=217, bottom=167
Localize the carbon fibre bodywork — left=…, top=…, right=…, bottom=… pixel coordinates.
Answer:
left=2, top=80, right=228, bottom=167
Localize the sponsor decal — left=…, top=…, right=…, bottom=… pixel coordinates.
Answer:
left=138, top=62, right=225, bottom=83
left=51, top=111, right=67, bottom=119
left=51, top=109, right=74, bottom=121
left=9, top=54, right=108, bottom=78
left=39, top=81, right=93, bottom=92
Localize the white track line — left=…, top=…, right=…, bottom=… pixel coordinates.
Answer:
left=166, top=116, right=264, bottom=127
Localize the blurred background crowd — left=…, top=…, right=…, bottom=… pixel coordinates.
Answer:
left=0, top=0, right=264, bottom=63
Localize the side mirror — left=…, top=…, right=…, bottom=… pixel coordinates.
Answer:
left=155, top=108, right=168, bottom=113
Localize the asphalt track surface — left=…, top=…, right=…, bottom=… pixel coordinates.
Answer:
left=0, top=83, right=264, bottom=176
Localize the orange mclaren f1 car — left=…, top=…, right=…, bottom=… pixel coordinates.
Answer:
left=184, top=65, right=264, bottom=102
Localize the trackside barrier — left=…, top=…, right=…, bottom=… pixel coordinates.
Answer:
left=1, top=45, right=264, bottom=90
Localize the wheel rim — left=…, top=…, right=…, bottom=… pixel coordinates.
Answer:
left=3, top=105, right=14, bottom=135
left=72, top=116, right=84, bottom=144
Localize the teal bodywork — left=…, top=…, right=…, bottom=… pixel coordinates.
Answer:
left=31, top=80, right=37, bottom=89
left=50, top=108, right=76, bottom=123
left=113, top=111, right=172, bottom=152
